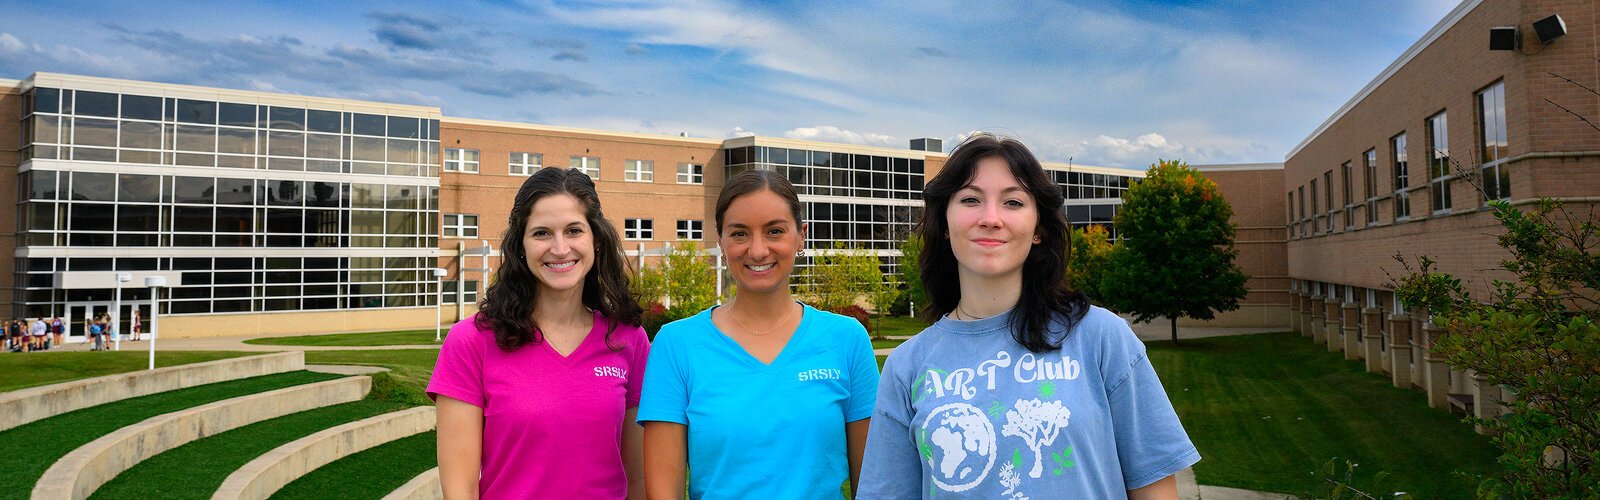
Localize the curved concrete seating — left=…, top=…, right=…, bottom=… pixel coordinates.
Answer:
left=32, top=375, right=369, bottom=500
left=214, top=406, right=436, bottom=500
left=1, top=351, right=304, bottom=432
left=382, top=467, right=441, bottom=500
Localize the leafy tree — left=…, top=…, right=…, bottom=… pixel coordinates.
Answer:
left=1066, top=225, right=1114, bottom=306
left=633, top=241, right=717, bottom=337
left=900, top=233, right=927, bottom=314
left=807, top=242, right=880, bottom=312
left=865, top=264, right=902, bottom=339
left=1100, top=159, right=1248, bottom=345
left=1394, top=200, right=1600, bottom=498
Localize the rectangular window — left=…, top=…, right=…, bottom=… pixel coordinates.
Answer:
left=1478, top=81, right=1510, bottom=201
left=1309, top=179, right=1319, bottom=234
left=677, top=219, right=703, bottom=240
left=1427, top=112, right=1452, bottom=212
left=509, top=152, right=542, bottom=176
left=677, top=163, right=704, bottom=184
left=625, top=218, right=653, bottom=240
left=444, top=148, right=479, bottom=173
left=1323, top=170, right=1333, bottom=232
left=1364, top=149, right=1378, bottom=225
left=569, top=156, right=600, bottom=178
left=625, top=159, right=654, bottom=182
left=1298, top=185, right=1307, bottom=237
left=442, top=214, right=478, bottom=238
left=1392, top=133, right=1410, bottom=219
left=1287, top=191, right=1296, bottom=237
left=1341, top=161, right=1353, bottom=229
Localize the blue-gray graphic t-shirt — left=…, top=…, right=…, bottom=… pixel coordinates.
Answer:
left=857, top=306, right=1199, bottom=498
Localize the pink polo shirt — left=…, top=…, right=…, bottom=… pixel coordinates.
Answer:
left=428, top=311, right=648, bottom=499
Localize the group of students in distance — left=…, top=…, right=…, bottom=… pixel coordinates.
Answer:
left=425, top=134, right=1200, bottom=499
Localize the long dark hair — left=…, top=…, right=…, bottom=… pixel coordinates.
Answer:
left=916, top=133, right=1089, bottom=352
left=477, top=168, right=642, bottom=352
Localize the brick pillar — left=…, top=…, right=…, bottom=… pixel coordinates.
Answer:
left=1325, top=298, right=1343, bottom=353
left=1362, top=307, right=1384, bottom=373
left=1309, top=294, right=1326, bottom=344
left=1298, top=293, right=1314, bottom=339
left=1342, top=302, right=1361, bottom=361
left=1472, top=371, right=1500, bottom=435
left=1388, top=312, right=1412, bottom=388
left=1288, top=292, right=1301, bottom=333
left=1422, top=321, right=1450, bottom=409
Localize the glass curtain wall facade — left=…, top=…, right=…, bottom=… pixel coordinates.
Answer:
left=723, top=144, right=924, bottom=280
left=1056, top=169, right=1137, bottom=240
left=14, top=77, right=442, bottom=320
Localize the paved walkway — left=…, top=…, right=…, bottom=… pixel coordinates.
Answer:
left=41, top=336, right=440, bottom=353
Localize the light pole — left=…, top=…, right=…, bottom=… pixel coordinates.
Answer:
left=144, top=276, right=166, bottom=370
left=433, top=268, right=448, bottom=342
left=112, top=272, right=131, bottom=351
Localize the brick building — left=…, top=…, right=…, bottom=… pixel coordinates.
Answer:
left=1282, top=0, right=1600, bottom=422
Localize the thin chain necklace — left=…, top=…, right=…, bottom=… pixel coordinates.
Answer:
left=954, top=303, right=996, bottom=321
left=728, top=298, right=796, bottom=336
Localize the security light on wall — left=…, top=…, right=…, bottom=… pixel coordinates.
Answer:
left=1489, top=26, right=1518, bottom=51
left=1534, top=14, right=1567, bottom=44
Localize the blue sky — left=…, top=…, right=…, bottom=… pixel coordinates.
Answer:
left=0, top=0, right=1460, bottom=169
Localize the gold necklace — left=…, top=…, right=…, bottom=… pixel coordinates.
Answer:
left=728, top=299, right=796, bottom=336
left=956, top=303, right=996, bottom=321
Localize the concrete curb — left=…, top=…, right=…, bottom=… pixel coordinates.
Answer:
left=382, top=467, right=442, bottom=500
left=32, top=375, right=369, bottom=500
left=1, top=352, right=304, bottom=433
left=305, top=364, right=391, bottom=376
left=213, top=406, right=436, bottom=500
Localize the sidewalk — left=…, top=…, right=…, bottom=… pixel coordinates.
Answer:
left=873, top=316, right=1286, bottom=356
left=40, top=336, right=440, bottom=352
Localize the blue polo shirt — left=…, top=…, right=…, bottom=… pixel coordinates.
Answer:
left=638, top=303, right=879, bottom=500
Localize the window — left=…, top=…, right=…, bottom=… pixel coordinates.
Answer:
left=1287, top=192, right=1296, bottom=237
left=1392, top=133, right=1410, bottom=219
left=625, top=218, right=652, bottom=240
left=1298, top=185, right=1307, bottom=237
left=1341, top=161, right=1353, bottom=229
left=677, top=163, right=704, bottom=184
left=1309, top=179, right=1320, bottom=234
left=509, top=152, right=542, bottom=176
left=445, top=148, right=479, bottom=173
left=443, top=280, right=479, bottom=304
left=569, top=156, right=600, bottom=178
left=443, top=214, right=478, bottom=238
left=625, top=159, right=654, bottom=182
left=1478, top=81, right=1510, bottom=200
left=1427, top=112, right=1451, bottom=212
left=1363, top=149, right=1378, bottom=225
left=1323, top=170, right=1334, bottom=232
left=676, top=219, right=703, bottom=240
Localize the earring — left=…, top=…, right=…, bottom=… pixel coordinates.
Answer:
left=1033, top=236, right=1041, bottom=244
left=796, top=249, right=806, bottom=257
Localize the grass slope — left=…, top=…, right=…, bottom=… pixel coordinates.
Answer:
left=244, top=329, right=442, bottom=347
left=304, top=350, right=440, bottom=406
left=0, top=351, right=252, bottom=392
left=0, top=371, right=342, bottom=500
left=271, top=431, right=438, bottom=499
left=1148, top=332, right=1499, bottom=497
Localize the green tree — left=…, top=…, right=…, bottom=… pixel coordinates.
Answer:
left=659, top=240, right=718, bottom=312
left=1101, top=159, right=1248, bottom=345
left=807, top=242, right=879, bottom=312
left=900, top=233, right=927, bottom=316
left=1066, top=225, right=1114, bottom=305
left=1393, top=199, right=1600, bottom=498
left=865, top=265, right=902, bottom=339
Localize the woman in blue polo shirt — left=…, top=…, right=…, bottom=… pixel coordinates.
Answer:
left=639, top=171, right=880, bottom=499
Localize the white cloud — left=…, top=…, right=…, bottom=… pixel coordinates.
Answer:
left=0, top=33, right=26, bottom=53
left=784, top=126, right=896, bottom=148
left=726, top=126, right=755, bottom=138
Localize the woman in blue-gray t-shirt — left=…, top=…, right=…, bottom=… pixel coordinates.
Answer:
left=858, top=134, right=1199, bottom=499
left=638, top=171, right=879, bottom=499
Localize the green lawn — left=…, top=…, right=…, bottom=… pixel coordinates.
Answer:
left=0, top=351, right=253, bottom=392
left=871, top=315, right=930, bottom=338
left=1149, top=332, right=1500, bottom=497
left=272, top=431, right=438, bottom=499
left=305, top=350, right=440, bottom=406
left=244, top=329, right=444, bottom=347
left=0, top=371, right=343, bottom=500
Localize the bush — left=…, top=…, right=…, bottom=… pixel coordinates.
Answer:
left=829, top=305, right=871, bottom=334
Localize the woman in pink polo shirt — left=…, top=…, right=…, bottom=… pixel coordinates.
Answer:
left=428, top=167, right=648, bottom=499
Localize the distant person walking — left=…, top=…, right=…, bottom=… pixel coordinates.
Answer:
left=130, top=309, right=142, bottom=341
left=51, top=316, right=64, bottom=348
left=30, top=318, right=48, bottom=351
left=89, top=317, right=104, bottom=351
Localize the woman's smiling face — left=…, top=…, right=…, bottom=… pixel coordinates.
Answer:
left=719, top=189, right=805, bottom=296
left=945, top=156, right=1039, bottom=283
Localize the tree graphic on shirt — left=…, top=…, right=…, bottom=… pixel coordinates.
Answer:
left=1001, top=399, right=1072, bottom=478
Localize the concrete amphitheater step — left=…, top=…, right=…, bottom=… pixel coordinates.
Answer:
left=31, top=375, right=370, bottom=500
left=1, top=351, right=304, bottom=432
left=213, top=405, right=436, bottom=500
left=382, top=467, right=441, bottom=500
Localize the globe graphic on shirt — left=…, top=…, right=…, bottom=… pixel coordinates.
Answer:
left=921, top=402, right=997, bottom=492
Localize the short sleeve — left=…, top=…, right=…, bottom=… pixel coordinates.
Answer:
left=855, top=350, right=921, bottom=499
left=624, top=324, right=651, bottom=409
left=426, top=318, right=487, bottom=407
left=845, top=320, right=880, bottom=422
left=636, top=325, right=689, bottom=425
left=1103, top=320, right=1201, bottom=489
